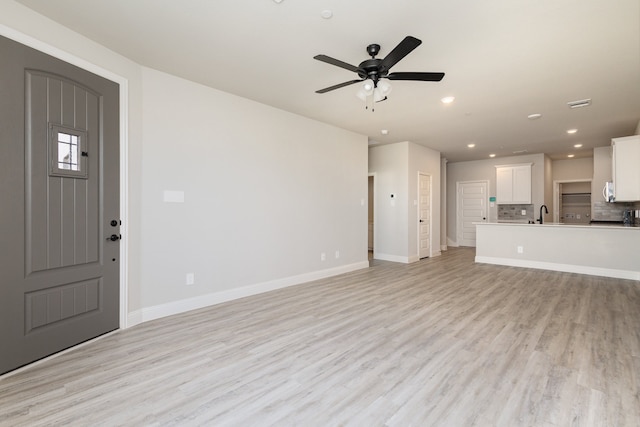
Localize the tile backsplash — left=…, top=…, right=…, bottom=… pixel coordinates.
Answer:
left=498, top=204, right=534, bottom=222
left=592, top=200, right=640, bottom=222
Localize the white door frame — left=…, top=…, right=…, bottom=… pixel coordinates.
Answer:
left=1, top=27, right=130, bottom=329
left=456, top=180, right=489, bottom=246
left=368, top=172, right=377, bottom=259
left=417, top=172, right=432, bottom=259
left=553, top=179, right=592, bottom=223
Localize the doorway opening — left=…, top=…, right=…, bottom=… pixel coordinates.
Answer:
left=553, top=180, right=592, bottom=224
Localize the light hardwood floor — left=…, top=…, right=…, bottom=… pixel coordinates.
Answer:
left=1, top=247, right=639, bottom=426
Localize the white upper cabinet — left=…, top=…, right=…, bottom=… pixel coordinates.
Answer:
left=612, top=135, right=640, bottom=202
left=496, top=163, right=532, bottom=204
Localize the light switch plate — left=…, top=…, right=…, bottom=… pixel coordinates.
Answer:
left=164, top=190, right=184, bottom=203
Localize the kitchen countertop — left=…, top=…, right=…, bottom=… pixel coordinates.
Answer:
left=482, top=222, right=639, bottom=230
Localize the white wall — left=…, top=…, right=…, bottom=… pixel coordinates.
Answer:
left=1, top=2, right=369, bottom=326
left=552, top=157, right=593, bottom=181
left=368, top=143, right=409, bottom=261
left=368, top=141, right=441, bottom=262
left=140, top=67, right=368, bottom=311
left=447, top=153, right=546, bottom=245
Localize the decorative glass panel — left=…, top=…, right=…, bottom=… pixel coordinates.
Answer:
left=49, top=124, right=88, bottom=179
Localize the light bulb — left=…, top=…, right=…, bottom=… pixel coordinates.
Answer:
left=362, top=80, right=374, bottom=93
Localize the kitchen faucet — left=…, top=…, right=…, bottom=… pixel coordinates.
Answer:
left=537, top=204, right=549, bottom=224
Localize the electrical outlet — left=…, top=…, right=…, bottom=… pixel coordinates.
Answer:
left=186, top=273, right=195, bottom=285
left=335, top=250, right=340, bottom=259
left=517, top=246, right=524, bottom=254
left=521, top=210, right=527, bottom=216
left=321, top=252, right=326, bottom=261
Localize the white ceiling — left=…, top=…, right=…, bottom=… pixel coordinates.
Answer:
left=16, top=0, right=640, bottom=162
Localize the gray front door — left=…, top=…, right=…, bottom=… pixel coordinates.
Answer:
left=0, top=36, right=120, bottom=375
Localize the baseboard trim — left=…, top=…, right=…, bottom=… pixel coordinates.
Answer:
left=129, top=261, right=370, bottom=324
left=447, top=238, right=458, bottom=247
left=374, top=253, right=410, bottom=263
left=475, top=256, right=640, bottom=281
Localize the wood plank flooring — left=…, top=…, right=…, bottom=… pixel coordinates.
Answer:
left=1, top=247, right=639, bottom=426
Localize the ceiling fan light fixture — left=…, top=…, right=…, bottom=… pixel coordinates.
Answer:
left=356, top=79, right=376, bottom=101
left=378, top=80, right=392, bottom=95
left=372, top=80, right=392, bottom=102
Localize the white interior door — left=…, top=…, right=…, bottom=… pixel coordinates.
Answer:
left=418, top=173, right=431, bottom=259
left=456, top=181, right=488, bottom=247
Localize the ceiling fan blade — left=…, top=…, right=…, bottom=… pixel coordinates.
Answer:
left=316, top=79, right=363, bottom=94
left=387, top=72, right=445, bottom=82
left=313, top=55, right=362, bottom=73
left=379, top=36, right=422, bottom=72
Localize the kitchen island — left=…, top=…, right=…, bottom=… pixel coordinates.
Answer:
left=475, top=223, right=640, bottom=281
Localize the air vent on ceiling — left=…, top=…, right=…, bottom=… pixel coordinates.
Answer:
left=512, top=150, right=528, bottom=155
left=567, top=98, right=591, bottom=109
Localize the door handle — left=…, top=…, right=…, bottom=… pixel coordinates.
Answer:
left=107, top=234, right=121, bottom=242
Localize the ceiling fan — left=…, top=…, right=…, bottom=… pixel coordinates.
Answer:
left=313, top=36, right=445, bottom=98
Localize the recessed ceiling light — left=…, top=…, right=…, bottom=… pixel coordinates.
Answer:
left=381, top=129, right=389, bottom=135
left=527, top=113, right=542, bottom=120
left=441, top=96, right=455, bottom=104
left=567, top=154, right=575, bottom=158
left=567, top=129, right=578, bottom=134
left=273, top=0, right=283, bottom=3
left=489, top=154, right=496, bottom=158
left=574, top=143, right=583, bottom=148
left=467, top=143, right=475, bottom=148
left=320, top=9, right=333, bottom=19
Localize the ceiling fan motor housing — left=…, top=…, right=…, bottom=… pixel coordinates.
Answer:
left=358, top=58, right=386, bottom=81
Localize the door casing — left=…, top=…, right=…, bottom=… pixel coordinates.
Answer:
left=417, top=172, right=432, bottom=259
